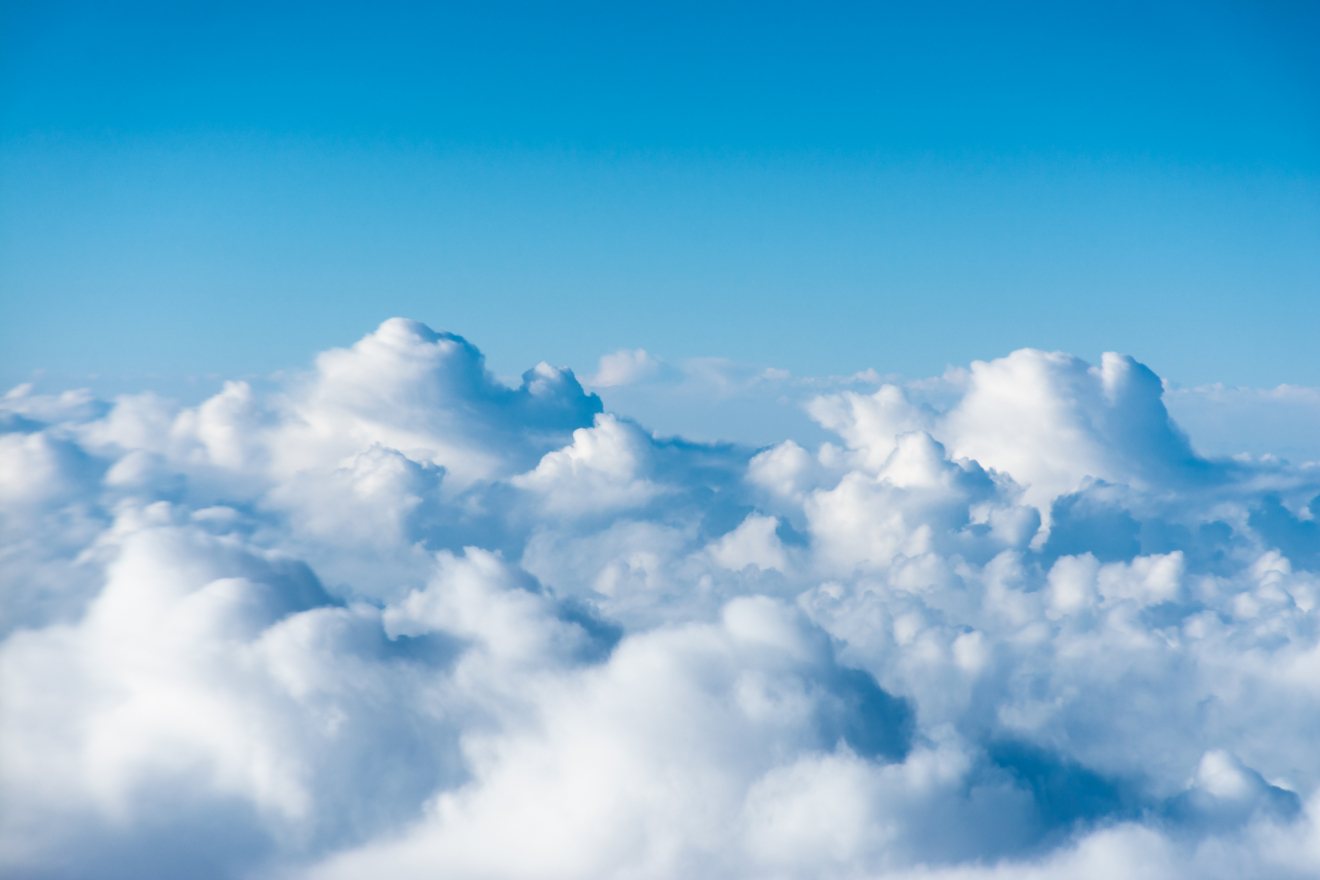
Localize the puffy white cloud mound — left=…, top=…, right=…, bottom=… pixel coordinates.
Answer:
left=3, top=320, right=1320, bottom=879
left=808, top=350, right=1211, bottom=517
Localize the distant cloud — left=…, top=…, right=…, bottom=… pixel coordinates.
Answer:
left=1165, top=382, right=1320, bottom=465
left=4, top=320, right=1320, bottom=879
left=589, top=348, right=664, bottom=387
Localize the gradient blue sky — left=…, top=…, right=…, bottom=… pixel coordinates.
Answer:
left=2, top=0, right=1318, bottom=395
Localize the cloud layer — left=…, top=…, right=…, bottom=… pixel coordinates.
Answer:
left=4, top=318, right=1320, bottom=879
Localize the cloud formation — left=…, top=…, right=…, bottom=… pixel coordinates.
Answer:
left=4, top=319, right=1320, bottom=879
left=590, top=348, right=666, bottom=388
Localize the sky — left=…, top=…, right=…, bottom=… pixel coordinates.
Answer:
left=2, top=0, right=1319, bottom=398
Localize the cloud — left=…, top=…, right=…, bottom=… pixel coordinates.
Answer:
left=4, top=320, right=1320, bottom=879
left=511, top=414, right=669, bottom=515
left=589, top=348, right=665, bottom=388
left=808, top=350, right=1214, bottom=521
left=591, top=353, right=900, bottom=447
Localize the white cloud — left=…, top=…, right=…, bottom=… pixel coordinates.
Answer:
left=708, top=513, right=790, bottom=573
left=811, top=350, right=1208, bottom=523
left=590, top=348, right=664, bottom=388
left=511, top=414, right=668, bottom=515
left=4, top=320, right=1320, bottom=879
left=591, top=354, right=894, bottom=447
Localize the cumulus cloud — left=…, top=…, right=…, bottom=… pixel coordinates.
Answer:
left=4, top=321, right=1320, bottom=879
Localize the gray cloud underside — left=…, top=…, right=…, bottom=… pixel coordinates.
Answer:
left=3, top=319, right=1320, bottom=879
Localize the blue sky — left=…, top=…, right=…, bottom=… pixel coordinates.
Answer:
left=2, top=0, right=1318, bottom=394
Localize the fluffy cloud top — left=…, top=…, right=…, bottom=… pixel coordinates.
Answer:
left=4, top=320, right=1320, bottom=879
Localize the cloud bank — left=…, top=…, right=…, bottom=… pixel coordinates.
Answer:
left=4, top=318, right=1320, bottom=879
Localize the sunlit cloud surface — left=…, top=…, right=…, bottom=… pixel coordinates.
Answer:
left=4, top=319, right=1320, bottom=879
